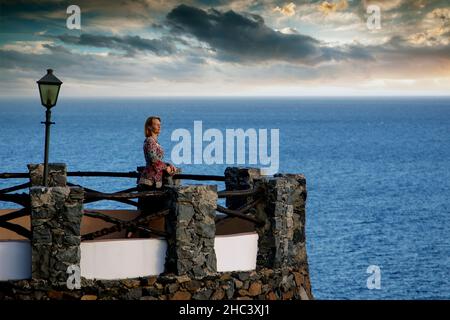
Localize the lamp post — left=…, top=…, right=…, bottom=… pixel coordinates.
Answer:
left=37, top=69, right=62, bottom=187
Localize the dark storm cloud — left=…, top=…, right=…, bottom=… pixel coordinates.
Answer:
left=166, top=4, right=372, bottom=64
left=0, top=41, right=208, bottom=83
left=0, top=45, right=118, bottom=77
left=57, top=34, right=176, bottom=56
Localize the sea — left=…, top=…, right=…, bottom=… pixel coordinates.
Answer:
left=1, top=97, right=449, bottom=299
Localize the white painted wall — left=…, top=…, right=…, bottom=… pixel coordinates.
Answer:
left=0, top=240, right=31, bottom=280
left=0, top=233, right=259, bottom=281
left=216, top=233, right=259, bottom=272
left=80, top=238, right=167, bottom=280
left=80, top=233, right=259, bottom=279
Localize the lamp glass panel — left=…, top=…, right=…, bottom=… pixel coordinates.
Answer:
left=39, top=84, right=59, bottom=107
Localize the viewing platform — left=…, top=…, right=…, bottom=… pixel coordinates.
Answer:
left=0, top=164, right=312, bottom=300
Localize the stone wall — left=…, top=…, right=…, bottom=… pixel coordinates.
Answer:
left=0, top=266, right=312, bottom=300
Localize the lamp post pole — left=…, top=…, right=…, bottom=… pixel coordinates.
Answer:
left=42, top=107, right=55, bottom=187
left=36, top=69, right=62, bottom=187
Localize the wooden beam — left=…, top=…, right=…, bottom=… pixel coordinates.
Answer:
left=0, top=221, right=31, bottom=239
left=0, top=193, right=29, bottom=207
left=84, top=190, right=167, bottom=200
left=0, top=207, right=30, bottom=223
left=216, top=204, right=264, bottom=226
left=67, top=171, right=139, bottom=178
left=173, top=174, right=225, bottom=181
left=1, top=172, right=226, bottom=182
left=0, top=182, right=30, bottom=194
left=217, top=187, right=262, bottom=198
left=67, top=182, right=138, bottom=207
left=82, top=209, right=170, bottom=240
left=0, top=173, right=29, bottom=179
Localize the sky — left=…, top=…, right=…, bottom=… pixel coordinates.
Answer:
left=0, top=0, right=449, bottom=97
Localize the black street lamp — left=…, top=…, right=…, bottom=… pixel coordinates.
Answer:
left=37, top=69, right=62, bottom=187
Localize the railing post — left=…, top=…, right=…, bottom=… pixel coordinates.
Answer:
left=165, top=184, right=217, bottom=277
left=224, top=167, right=261, bottom=209
left=28, top=163, right=83, bottom=287
left=256, top=174, right=308, bottom=269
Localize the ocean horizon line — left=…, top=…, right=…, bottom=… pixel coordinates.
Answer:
left=1, top=95, right=450, bottom=101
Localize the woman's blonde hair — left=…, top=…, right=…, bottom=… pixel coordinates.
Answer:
left=144, top=116, right=161, bottom=137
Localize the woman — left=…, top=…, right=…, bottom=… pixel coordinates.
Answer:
left=138, top=116, right=177, bottom=190
left=128, top=116, right=177, bottom=238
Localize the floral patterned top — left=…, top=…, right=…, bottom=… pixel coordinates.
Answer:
left=138, top=136, right=167, bottom=188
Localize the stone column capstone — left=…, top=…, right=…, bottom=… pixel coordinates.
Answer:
left=27, top=163, right=67, bottom=187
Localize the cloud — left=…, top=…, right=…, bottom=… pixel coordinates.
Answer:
left=362, top=0, right=403, bottom=11
left=408, top=8, right=450, bottom=46
left=278, top=27, right=300, bottom=34
left=57, top=34, right=176, bottom=56
left=318, top=0, right=348, bottom=14
left=1, top=41, right=54, bottom=54
left=1, top=0, right=450, bottom=96
left=0, top=41, right=216, bottom=97
left=166, top=4, right=371, bottom=64
left=274, top=2, right=296, bottom=17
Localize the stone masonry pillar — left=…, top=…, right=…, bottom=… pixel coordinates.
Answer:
left=257, top=174, right=308, bottom=269
left=28, top=163, right=83, bottom=287
left=165, top=185, right=217, bottom=277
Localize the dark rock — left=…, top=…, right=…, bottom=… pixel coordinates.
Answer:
left=192, top=288, right=213, bottom=300
left=237, top=272, right=250, bottom=281
left=34, top=291, right=45, bottom=300
left=238, top=289, right=249, bottom=296
left=223, top=284, right=235, bottom=299
left=122, top=288, right=142, bottom=300
left=142, top=286, right=161, bottom=296
left=121, top=279, right=141, bottom=289
left=211, top=288, right=225, bottom=300
left=166, top=283, right=179, bottom=294
left=184, top=280, right=202, bottom=293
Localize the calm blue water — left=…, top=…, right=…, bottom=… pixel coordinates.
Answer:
left=1, top=97, right=449, bottom=299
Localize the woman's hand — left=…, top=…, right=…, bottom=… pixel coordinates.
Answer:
left=166, top=164, right=177, bottom=175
